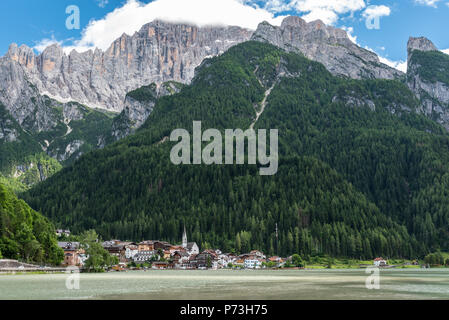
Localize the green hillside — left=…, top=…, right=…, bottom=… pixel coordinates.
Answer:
left=23, top=41, right=449, bottom=258
left=0, top=103, right=42, bottom=173
left=0, top=183, right=63, bottom=264
left=0, top=99, right=115, bottom=192
left=409, top=50, right=449, bottom=85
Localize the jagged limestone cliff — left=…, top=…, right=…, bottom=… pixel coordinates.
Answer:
left=407, top=37, right=449, bottom=129
left=251, top=16, right=403, bottom=80
left=4, top=21, right=252, bottom=113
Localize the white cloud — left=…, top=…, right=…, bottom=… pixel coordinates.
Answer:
left=378, top=56, right=407, bottom=73
left=365, top=43, right=406, bottom=72
left=31, top=0, right=398, bottom=67
left=442, top=49, right=449, bottom=55
left=365, top=45, right=407, bottom=73
left=301, top=8, right=339, bottom=24
left=362, top=5, right=391, bottom=20
left=263, top=0, right=367, bottom=25
left=414, top=0, right=441, bottom=7
left=33, top=35, right=63, bottom=53
left=56, top=0, right=285, bottom=53
left=342, top=26, right=358, bottom=44
left=342, top=31, right=406, bottom=73
left=263, top=0, right=292, bottom=13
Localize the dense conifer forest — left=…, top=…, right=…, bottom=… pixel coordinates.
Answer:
left=0, top=183, right=62, bottom=264
left=22, top=42, right=449, bottom=258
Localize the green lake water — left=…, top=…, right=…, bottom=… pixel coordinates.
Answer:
left=0, top=269, right=448, bottom=300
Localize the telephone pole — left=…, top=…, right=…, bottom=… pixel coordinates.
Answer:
left=276, top=223, right=279, bottom=256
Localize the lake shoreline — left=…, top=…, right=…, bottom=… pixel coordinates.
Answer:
left=1, top=269, right=449, bottom=300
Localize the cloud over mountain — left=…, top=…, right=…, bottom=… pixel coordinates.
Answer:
left=35, top=0, right=378, bottom=54
left=47, top=0, right=285, bottom=53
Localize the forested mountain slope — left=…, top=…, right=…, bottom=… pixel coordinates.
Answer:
left=0, top=184, right=62, bottom=264
left=0, top=99, right=115, bottom=192
left=23, top=41, right=449, bottom=258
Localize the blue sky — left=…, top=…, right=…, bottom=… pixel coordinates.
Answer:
left=1, top=0, right=448, bottom=71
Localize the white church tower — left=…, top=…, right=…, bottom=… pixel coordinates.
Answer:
left=182, top=226, right=188, bottom=248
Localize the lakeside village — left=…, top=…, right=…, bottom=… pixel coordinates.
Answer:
left=2, top=227, right=445, bottom=273
left=57, top=228, right=284, bottom=271
left=53, top=228, right=422, bottom=272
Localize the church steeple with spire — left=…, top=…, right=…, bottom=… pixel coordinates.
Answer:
left=182, top=225, right=188, bottom=248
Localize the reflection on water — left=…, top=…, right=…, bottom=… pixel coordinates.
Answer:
left=0, top=269, right=448, bottom=300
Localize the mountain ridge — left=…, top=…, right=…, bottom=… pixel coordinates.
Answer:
left=4, top=20, right=253, bottom=112
left=3, top=17, right=449, bottom=194
left=251, top=16, right=403, bottom=80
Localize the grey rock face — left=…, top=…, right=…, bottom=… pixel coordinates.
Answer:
left=3, top=21, right=252, bottom=113
left=0, top=54, right=60, bottom=133
left=332, top=95, right=376, bottom=111
left=0, top=55, right=112, bottom=163
left=63, top=102, right=87, bottom=122
left=0, top=120, right=18, bottom=142
left=0, top=21, right=252, bottom=167
left=111, top=82, right=183, bottom=140
left=407, top=37, right=449, bottom=129
left=49, top=140, right=85, bottom=162
left=252, top=16, right=403, bottom=80
left=407, top=36, right=438, bottom=64
left=111, top=95, right=155, bottom=141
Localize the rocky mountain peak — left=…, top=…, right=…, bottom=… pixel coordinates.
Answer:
left=6, top=43, right=36, bottom=70
left=39, top=43, right=64, bottom=75
left=406, top=36, right=449, bottom=130
left=1, top=20, right=252, bottom=113
left=407, top=37, right=438, bottom=65
left=252, top=16, right=402, bottom=80
left=408, top=37, right=438, bottom=55
left=280, top=16, right=307, bottom=28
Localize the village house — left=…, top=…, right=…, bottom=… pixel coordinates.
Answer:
left=103, top=244, right=122, bottom=258
left=268, top=256, right=284, bottom=263
left=373, top=257, right=388, bottom=267
left=103, top=241, right=136, bottom=263
left=56, top=229, right=71, bottom=238
left=244, top=258, right=262, bottom=269
left=168, top=245, right=186, bottom=255
left=154, top=241, right=172, bottom=251
left=133, top=250, right=155, bottom=263
left=249, top=250, right=266, bottom=260
left=233, top=258, right=245, bottom=268
left=267, top=256, right=284, bottom=267
left=152, top=261, right=170, bottom=270
left=195, top=250, right=218, bottom=269
left=185, top=242, right=200, bottom=256
left=163, top=250, right=171, bottom=260
left=125, top=243, right=139, bottom=260
left=187, top=254, right=198, bottom=269
left=172, top=251, right=190, bottom=269
left=138, top=241, right=155, bottom=252
left=217, top=253, right=233, bottom=268
left=102, top=240, right=121, bottom=247
left=58, top=242, right=86, bottom=267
